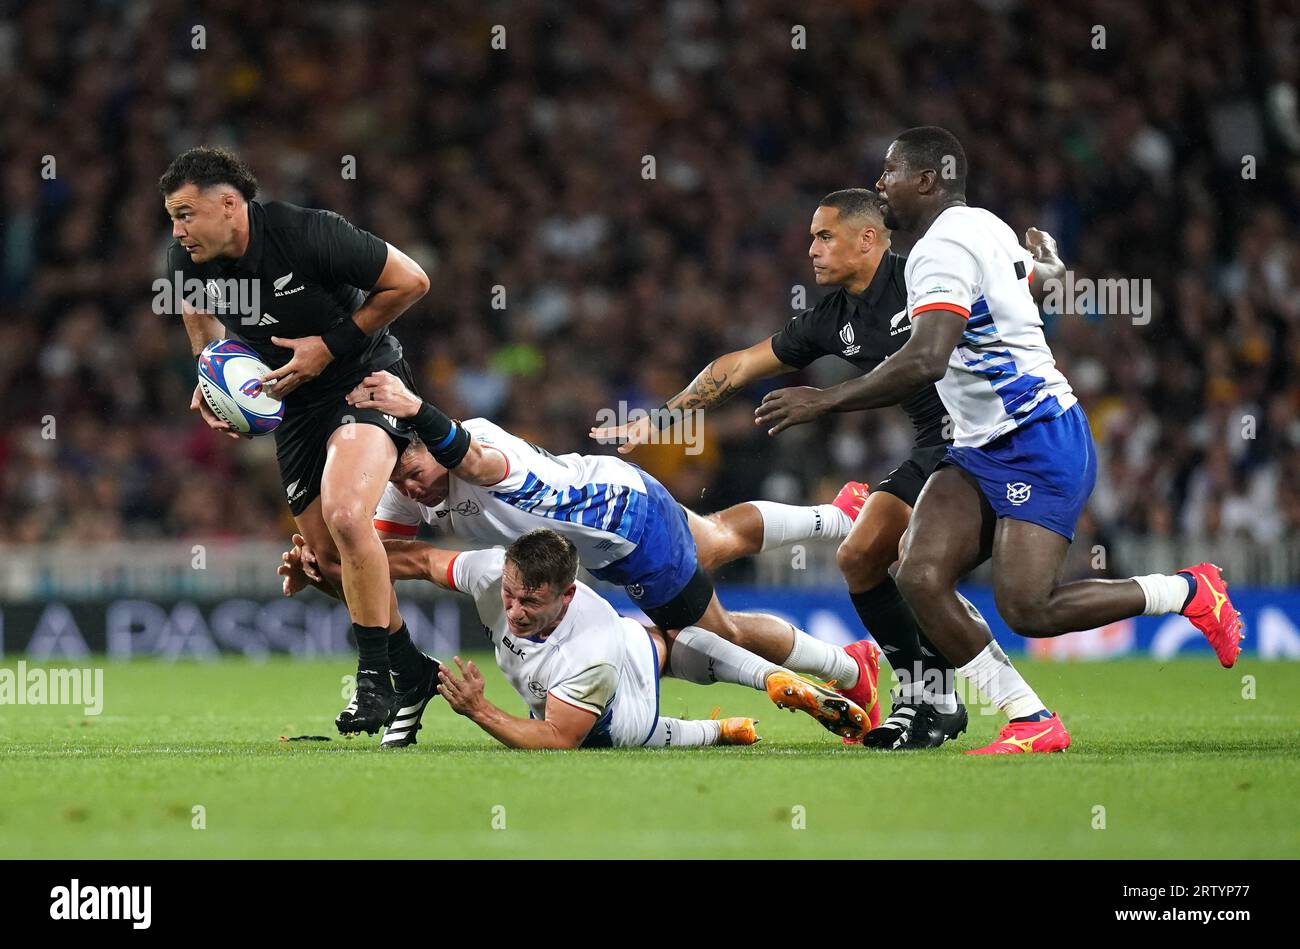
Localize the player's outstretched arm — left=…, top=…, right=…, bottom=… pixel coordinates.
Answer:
left=381, top=539, right=460, bottom=586
left=755, top=312, right=964, bottom=435
left=438, top=657, right=596, bottom=749
left=589, top=338, right=794, bottom=454
left=1024, top=227, right=1065, bottom=305
left=346, top=370, right=507, bottom=485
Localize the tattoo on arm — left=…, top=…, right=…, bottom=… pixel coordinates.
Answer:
left=669, top=360, right=739, bottom=413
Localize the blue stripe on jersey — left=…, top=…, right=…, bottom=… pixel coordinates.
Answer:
left=958, top=296, right=1065, bottom=426
left=493, top=473, right=647, bottom=542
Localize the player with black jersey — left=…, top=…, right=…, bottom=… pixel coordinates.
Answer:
left=592, top=189, right=1065, bottom=749
left=160, top=146, right=435, bottom=735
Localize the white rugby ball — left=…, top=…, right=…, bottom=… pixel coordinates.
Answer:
left=197, top=339, right=285, bottom=435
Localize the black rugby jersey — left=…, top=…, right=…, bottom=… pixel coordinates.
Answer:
left=771, top=250, right=948, bottom=448
left=167, top=200, right=402, bottom=408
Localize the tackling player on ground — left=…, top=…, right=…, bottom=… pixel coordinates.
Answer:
left=756, top=127, right=1244, bottom=754
left=161, top=146, right=434, bottom=736
left=283, top=525, right=866, bottom=748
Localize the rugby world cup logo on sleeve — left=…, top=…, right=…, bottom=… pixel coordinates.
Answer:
left=1006, top=482, right=1032, bottom=505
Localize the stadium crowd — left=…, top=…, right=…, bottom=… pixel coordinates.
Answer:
left=3, top=0, right=1300, bottom=575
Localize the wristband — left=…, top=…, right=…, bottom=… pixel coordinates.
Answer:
left=321, top=318, right=368, bottom=359
left=411, top=401, right=471, bottom=469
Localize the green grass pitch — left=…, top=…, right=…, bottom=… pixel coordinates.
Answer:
left=2, top=656, right=1296, bottom=859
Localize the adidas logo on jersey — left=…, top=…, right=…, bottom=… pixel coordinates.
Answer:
left=839, top=322, right=860, bottom=356
left=255, top=313, right=279, bottom=326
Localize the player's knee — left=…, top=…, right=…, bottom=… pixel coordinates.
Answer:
left=995, top=593, right=1050, bottom=637
left=323, top=500, right=372, bottom=548
left=895, top=556, right=945, bottom=603
left=835, top=536, right=892, bottom=587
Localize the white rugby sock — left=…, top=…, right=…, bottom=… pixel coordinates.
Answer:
left=785, top=629, right=860, bottom=688
left=957, top=641, right=1046, bottom=721
left=1133, top=574, right=1191, bottom=616
left=667, top=626, right=781, bottom=691
left=645, top=717, right=722, bottom=747
left=749, top=501, right=852, bottom=551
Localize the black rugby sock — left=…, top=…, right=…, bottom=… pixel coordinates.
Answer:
left=388, top=624, right=430, bottom=692
left=353, top=623, right=391, bottom=687
left=850, top=577, right=955, bottom=699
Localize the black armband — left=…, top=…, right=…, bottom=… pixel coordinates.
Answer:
left=411, top=401, right=471, bottom=468
left=321, top=317, right=368, bottom=359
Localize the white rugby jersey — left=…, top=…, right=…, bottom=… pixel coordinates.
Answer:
left=905, top=206, right=1076, bottom=448
left=373, top=418, right=651, bottom=568
left=451, top=547, right=659, bottom=747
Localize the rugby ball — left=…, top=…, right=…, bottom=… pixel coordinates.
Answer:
left=197, top=339, right=284, bottom=435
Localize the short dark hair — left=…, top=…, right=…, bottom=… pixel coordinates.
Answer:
left=504, top=529, right=579, bottom=593
left=159, top=146, right=259, bottom=200
left=892, top=126, right=967, bottom=195
left=819, top=188, right=887, bottom=226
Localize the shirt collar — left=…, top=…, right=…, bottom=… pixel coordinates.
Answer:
left=855, top=249, right=900, bottom=309
left=225, top=200, right=264, bottom=274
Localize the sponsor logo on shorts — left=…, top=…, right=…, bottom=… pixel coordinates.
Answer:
left=1006, top=481, right=1032, bottom=505
left=627, top=583, right=645, bottom=599
left=528, top=680, right=546, bottom=698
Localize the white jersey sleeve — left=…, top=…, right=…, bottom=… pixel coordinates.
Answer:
left=549, top=662, right=618, bottom=717
left=906, top=233, right=982, bottom=319
left=450, top=547, right=507, bottom=603
left=465, top=421, right=530, bottom=494
left=374, top=484, right=421, bottom=537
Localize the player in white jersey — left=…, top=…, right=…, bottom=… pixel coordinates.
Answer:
left=280, top=526, right=872, bottom=747
left=323, top=369, right=878, bottom=735
left=754, top=127, right=1243, bottom=754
